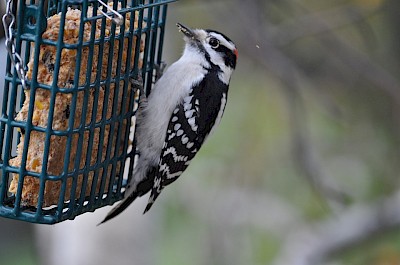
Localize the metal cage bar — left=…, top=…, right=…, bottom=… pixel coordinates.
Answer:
left=0, top=0, right=175, bottom=224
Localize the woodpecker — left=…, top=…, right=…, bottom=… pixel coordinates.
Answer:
left=100, top=23, right=238, bottom=224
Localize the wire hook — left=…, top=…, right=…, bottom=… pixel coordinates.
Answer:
left=97, top=0, right=124, bottom=26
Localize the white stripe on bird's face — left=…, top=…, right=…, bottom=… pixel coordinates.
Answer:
left=186, top=29, right=236, bottom=84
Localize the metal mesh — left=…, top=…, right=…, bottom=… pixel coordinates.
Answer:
left=0, top=0, right=173, bottom=224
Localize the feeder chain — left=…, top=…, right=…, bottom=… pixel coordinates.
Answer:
left=2, top=0, right=27, bottom=89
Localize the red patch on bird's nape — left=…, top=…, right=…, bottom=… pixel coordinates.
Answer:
left=234, top=48, right=238, bottom=60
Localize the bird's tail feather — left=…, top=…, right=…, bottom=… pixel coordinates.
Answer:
left=98, top=170, right=156, bottom=224
left=98, top=192, right=139, bottom=225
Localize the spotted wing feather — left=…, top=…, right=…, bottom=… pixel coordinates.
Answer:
left=144, top=75, right=229, bottom=212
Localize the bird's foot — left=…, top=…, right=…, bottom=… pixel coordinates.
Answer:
left=154, top=62, right=167, bottom=82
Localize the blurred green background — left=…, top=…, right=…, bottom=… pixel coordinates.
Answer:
left=2, top=0, right=400, bottom=264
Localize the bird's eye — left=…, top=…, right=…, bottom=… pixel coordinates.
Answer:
left=209, top=37, right=220, bottom=48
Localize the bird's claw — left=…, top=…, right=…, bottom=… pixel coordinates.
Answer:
left=130, top=73, right=145, bottom=98
left=154, top=62, right=167, bottom=82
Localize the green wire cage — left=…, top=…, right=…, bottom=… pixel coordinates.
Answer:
left=0, top=0, right=174, bottom=224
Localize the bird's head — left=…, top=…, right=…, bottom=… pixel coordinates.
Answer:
left=177, top=23, right=238, bottom=72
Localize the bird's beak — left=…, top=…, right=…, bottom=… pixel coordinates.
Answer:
left=177, top=23, right=195, bottom=39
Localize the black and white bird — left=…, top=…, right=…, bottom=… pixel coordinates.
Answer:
left=100, top=23, right=238, bottom=224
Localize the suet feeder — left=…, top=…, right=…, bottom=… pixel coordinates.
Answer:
left=0, top=0, right=174, bottom=224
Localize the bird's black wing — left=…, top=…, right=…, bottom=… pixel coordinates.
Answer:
left=143, top=74, right=229, bottom=212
